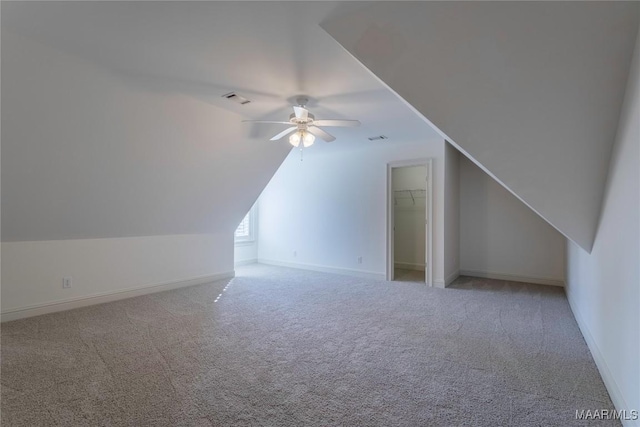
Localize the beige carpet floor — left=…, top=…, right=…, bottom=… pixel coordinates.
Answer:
left=1, top=264, right=616, bottom=426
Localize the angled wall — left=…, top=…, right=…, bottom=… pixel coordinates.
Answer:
left=459, top=155, right=565, bottom=286
left=1, top=31, right=290, bottom=317
left=1, top=30, right=290, bottom=242
left=566, top=29, right=640, bottom=424
left=322, top=2, right=639, bottom=252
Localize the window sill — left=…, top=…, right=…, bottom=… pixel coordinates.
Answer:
left=234, top=239, right=256, bottom=247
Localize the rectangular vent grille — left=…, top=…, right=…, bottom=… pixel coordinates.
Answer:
left=222, top=92, right=251, bottom=105
left=368, top=135, right=389, bottom=141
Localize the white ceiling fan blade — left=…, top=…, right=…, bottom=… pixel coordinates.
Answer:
left=242, top=120, right=292, bottom=125
left=312, top=119, right=361, bottom=127
left=270, top=127, right=298, bottom=141
left=308, top=126, right=336, bottom=142
left=293, top=106, right=308, bottom=121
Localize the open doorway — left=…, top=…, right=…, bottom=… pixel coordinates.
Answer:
left=387, top=159, right=433, bottom=286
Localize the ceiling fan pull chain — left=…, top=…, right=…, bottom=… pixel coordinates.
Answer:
left=300, top=146, right=304, bottom=162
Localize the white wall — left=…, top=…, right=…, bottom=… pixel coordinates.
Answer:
left=322, top=2, right=639, bottom=251
left=1, top=30, right=290, bottom=241
left=258, top=138, right=446, bottom=283
left=566, top=29, right=639, bottom=424
left=1, top=31, right=290, bottom=319
left=392, top=166, right=426, bottom=271
left=392, top=165, right=427, bottom=191
left=459, top=156, right=565, bottom=286
left=1, top=234, right=234, bottom=321
left=234, top=243, right=258, bottom=265
left=444, top=142, right=460, bottom=285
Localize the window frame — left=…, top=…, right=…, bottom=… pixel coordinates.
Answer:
left=234, top=204, right=257, bottom=245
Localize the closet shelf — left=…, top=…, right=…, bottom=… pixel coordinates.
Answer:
left=394, top=189, right=426, bottom=205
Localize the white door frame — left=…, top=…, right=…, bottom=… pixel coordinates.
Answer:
left=386, top=158, right=433, bottom=286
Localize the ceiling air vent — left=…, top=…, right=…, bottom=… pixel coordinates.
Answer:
left=222, top=92, right=251, bottom=105
left=368, top=135, right=389, bottom=141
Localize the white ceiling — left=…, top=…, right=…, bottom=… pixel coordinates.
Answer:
left=1, top=1, right=442, bottom=241
left=321, top=1, right=639, bottom=251
left=1, top=1, right=440, bottom=150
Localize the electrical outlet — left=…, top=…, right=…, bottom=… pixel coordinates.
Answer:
left=357, top=256, right=363, bottom=264
left=63, top=277, right=73, bottom=289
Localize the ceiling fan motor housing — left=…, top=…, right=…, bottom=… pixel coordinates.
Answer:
left=289, top=112, right=315, bottom=123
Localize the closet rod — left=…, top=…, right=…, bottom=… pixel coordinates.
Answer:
left=394, top=189, right=426, bottom=205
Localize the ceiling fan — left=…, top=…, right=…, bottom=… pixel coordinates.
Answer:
left=243, top=97, right=360, bottom=147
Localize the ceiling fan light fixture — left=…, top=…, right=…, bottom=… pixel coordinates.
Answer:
left=302, top=131, right=315, bottom=147
left=289, top=130, right=315, bottom=148
left=289, top=131, right=302, bottom=147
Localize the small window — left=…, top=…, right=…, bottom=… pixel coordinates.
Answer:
left=235, top=206, right=256, bottom=244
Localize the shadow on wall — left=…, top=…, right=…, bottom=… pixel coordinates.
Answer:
left=462, top=161, right=490, bottom=271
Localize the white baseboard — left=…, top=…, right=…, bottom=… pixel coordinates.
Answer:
left=459, top=269, right=565, bottom=287
left=566, top=290, right=638, bottom=427
left=394, top=262, right=425, bottom=271
left=234, top=258, right=258, bottom=266
left=445, top=270, right=460, bottom=286
left=1, top=271, right=235, bottom=322
left=258, top=259, right=385, bottom=281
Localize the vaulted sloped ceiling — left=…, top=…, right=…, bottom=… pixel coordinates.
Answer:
left=322, top=2, right=639, bottom=252
left=1, top=2, right=439, bottom=242
left=1, top=30, right=293, bottom=241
